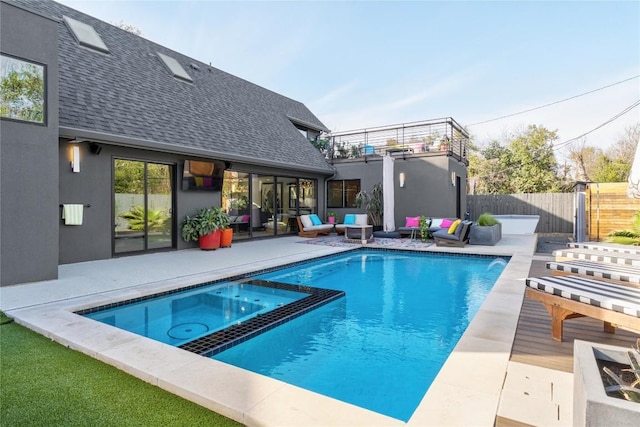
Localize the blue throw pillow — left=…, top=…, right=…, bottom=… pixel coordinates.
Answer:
left=310, top=214, right=322, bottom=225
left=343, top=214, right=356, bottom=225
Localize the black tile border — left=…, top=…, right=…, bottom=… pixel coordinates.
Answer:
left=179, top=279, right=344, bottom=357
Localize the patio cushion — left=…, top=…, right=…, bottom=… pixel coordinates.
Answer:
left=405, top=216, right=420, bottom=227
left=310, top=214, right=322, bottom=225
left=448, top=219, right=462, bottom=234
left=300, top=215, right=313, bottom=229
left=354, top=214, right=368, bottom=225
left=526, top=276, right=640, bottom=317
left=344, top=214, right=356, bottom=225
left=440, top=218, right=454, bottom=229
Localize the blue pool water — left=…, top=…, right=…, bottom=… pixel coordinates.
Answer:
left=213, top=251, right=507, bottom=421
left=85, top=282, right=306, bottom=346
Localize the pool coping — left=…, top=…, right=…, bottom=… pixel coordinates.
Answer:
left=3, top=235, right=536, bottom=426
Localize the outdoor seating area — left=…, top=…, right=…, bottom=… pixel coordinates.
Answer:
left=525, top=243, right=640, bottom=342
left=334, top=213, right=368, bottom=236
left=433, top=220, right=473, bottom=247
left=397, top=217, right=457, bottom=239
left=296, top=214, right=334, bottom=238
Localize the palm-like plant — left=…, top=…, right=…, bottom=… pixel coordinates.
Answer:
left=605, top=211, right=640, bottom=245
left=119, top=205, right=168, bottom=231
left=355, top=183, right=383, bottom=226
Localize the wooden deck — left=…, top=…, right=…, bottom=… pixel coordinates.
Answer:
left=496, top=257, right=639, bottom=427
left=512, top=257, right=639, bottom=373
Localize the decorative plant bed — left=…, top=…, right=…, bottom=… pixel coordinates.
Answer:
left=573, top=340, right=640, bottom=426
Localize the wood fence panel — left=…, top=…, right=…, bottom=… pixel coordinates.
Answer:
left=586, top=182, right=640, bottom=241
left=467, top=193, right=574, bottom=233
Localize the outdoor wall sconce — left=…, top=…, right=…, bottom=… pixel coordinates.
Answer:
left=451, top=172, right=456, bottom=186
left=399, top=172, right=406, bottom=188
left=71, top=145, right=80, bottom=173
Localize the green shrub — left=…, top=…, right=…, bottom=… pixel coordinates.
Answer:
left=477, top=212, right=499, bottom=226
left=605, top=211, right=640, bottom=245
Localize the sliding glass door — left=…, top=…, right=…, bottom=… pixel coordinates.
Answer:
left=113, top=159, right=174, bottom=254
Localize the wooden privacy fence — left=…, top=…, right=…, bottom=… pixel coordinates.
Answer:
left=467, top=193, right=574, bottom=234
left=585, top=182, right=640, bottom=241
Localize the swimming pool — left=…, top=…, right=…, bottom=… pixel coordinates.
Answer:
left=212, top=250, right=507, bottom=421
left=80, top=249, right=507, bottom=421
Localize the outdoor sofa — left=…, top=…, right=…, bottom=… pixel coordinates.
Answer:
left=296, top=214, right=334, bottom=238
left=398, top=217, right=458, bottom=239
left=334, top=214, right=368, bottom=236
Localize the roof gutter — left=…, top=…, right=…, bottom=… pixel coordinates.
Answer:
left=59, top=126, right=335, bottom=176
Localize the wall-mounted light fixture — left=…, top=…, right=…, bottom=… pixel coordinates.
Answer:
left=71, top=145, right=80, bottom=173
left=451, top=172, right=456, bottom=186
left=399, top=172, right=406, bottom=188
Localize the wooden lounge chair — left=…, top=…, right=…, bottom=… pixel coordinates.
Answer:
left=525, top=275, right=640, bottom=341
left=546, top=260, right=640, bottom=286
left=296, top=215, right=333, bottom=238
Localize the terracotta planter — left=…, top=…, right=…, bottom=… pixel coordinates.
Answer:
left=220, top=228, right=233, bottom=247
left=198, top=230, right=221, bottom=250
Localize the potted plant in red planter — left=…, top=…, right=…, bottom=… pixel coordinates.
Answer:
left=181, top=206, right=227, bottom=250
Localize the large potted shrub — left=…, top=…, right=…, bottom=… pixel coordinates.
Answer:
left=355, top=182, right=383, bottom=231
left=181, top=206, right=227, bottom=250
left=469, top=212, right=502, bottom=246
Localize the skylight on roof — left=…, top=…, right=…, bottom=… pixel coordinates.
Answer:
left=157, top=52, right=193, bottom=83
left=63, top=16, right=109, bottom=54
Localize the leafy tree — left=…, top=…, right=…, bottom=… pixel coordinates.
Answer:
left=565, top=123, right=638, bottom=183
left=508, top=125, right=560, bottom=193
left=0, top=61, right=44, bottom=122
left=469, top=125, right=561, bottom=194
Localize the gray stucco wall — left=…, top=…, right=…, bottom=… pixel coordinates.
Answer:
left=332, top=154, right=467, bottom=228
left=1, top=2, right=60, bottom=286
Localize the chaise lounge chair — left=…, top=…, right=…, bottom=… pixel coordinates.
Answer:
left=525, top=275, right=640, bottom=341
left=296, top=214, right=334, bottom=238
left=433, top=220, right=472, bottom=247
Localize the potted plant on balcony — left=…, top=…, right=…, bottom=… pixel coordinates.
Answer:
left=181, top=206, right=227, bottom=250
left=355, top=182, right=383, bottom=231
left=327, top=211, right=337, bottom=224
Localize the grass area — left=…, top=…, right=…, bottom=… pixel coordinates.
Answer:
left=0, top=312, right=242, bottom=427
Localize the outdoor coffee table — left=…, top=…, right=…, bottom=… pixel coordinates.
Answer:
left=344, top=224, right=374, bottom=244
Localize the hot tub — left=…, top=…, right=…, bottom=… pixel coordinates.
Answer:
left=493, top=214, right=539, bottom=234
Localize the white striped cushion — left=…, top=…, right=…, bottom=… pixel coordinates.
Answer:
left=553, top=249, right=640, bottom=267
left=546, top=260, right=640, bottom=285
left=526, top=276, right=640, bottom=318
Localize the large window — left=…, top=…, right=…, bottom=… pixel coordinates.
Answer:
left=327, top=179, right=360, bottom=208
left=0, top=54, right=45, bottom=124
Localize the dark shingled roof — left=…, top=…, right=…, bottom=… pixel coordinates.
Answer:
left=16, top=0, right=334, bottom=174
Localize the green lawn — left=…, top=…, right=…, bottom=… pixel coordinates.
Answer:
left=0, top=312, right=242, bottom=426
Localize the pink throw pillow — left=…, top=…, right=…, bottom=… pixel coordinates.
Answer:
left=405, top=216, right=420, bottom=227
left=440, top=218, right=454, bottom=228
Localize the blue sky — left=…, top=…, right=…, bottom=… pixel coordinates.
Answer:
left=60, top=0, right=639, bottom=156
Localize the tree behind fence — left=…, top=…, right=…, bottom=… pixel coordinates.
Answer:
left=467, top=193, right=574, bottom=234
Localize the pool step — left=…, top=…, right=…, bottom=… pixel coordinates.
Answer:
left=553, top=248, right=640, bottom=267
left=567, top=242, right=640, bottom=256
left=546, top=260, right=640, bottom=286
